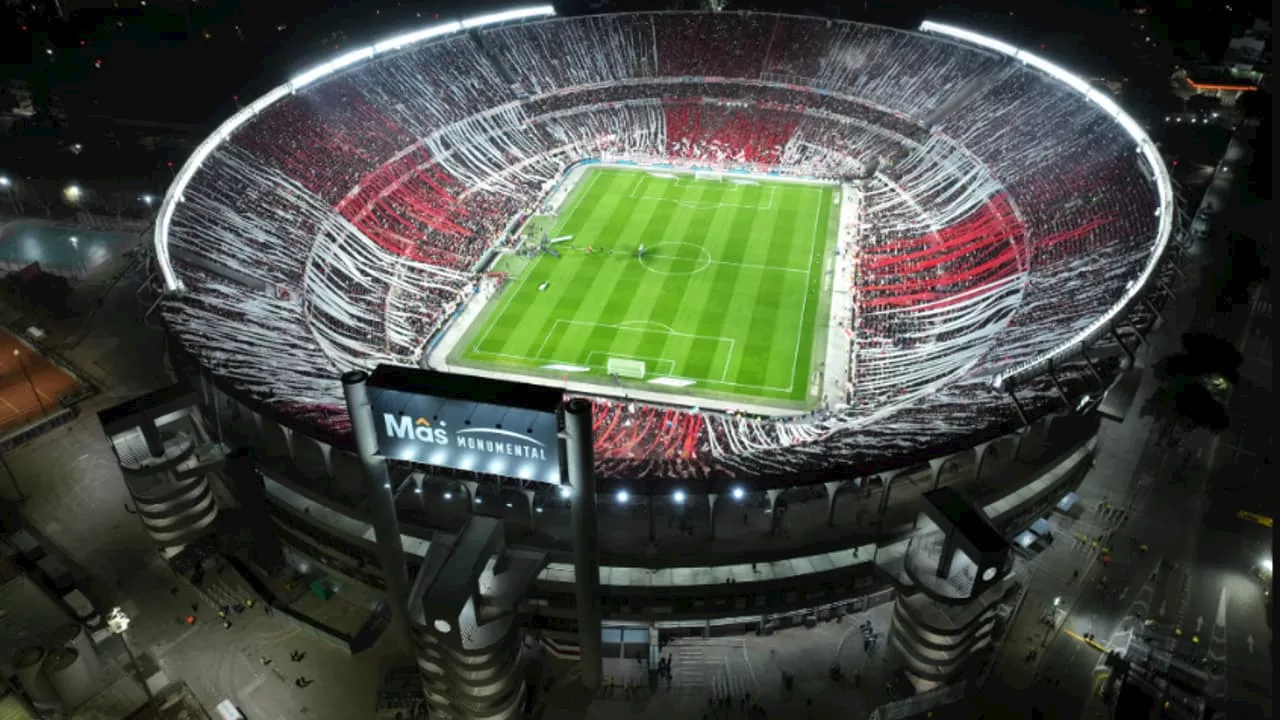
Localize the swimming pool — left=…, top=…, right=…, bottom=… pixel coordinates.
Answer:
left=0, top=220, right=140, bottom=277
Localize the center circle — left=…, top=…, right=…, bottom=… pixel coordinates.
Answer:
left=638, top=242, right=713, bottom=276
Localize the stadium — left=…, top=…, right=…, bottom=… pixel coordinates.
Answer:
left=145, top=7, right=1185, bottom=637
left=154, top=8, right=1175, bottom=491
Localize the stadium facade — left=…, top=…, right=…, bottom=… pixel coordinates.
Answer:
left=146, top=4, right=1181, bottom=671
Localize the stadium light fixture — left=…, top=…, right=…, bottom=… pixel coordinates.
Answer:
left=673, top=489, right=686, bottom=504
left=153, top=7, right=556, bottom=293
left=920, top=20, right=1174, bottom=389
left=373, top=23, right=462, bottom=54
left=615, top=489, right=630, bottom=504
left=460, top=6, right=554, bottom=30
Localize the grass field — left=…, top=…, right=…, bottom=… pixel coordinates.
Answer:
left=453, top=166, right=838, bottom=409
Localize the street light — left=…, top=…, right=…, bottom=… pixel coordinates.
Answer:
left=0, top=174, right=19, bottom=216
left=13, top=349, right=48, bottom=417
left=0, top=448, right=24, bottom=501
left=107, top=607, right=154, bottom=702
left=63, top=184, right=82, bottom=204
left=70, top=235, right=85, bottom=277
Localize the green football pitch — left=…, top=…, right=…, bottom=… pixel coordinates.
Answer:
left=453, top=166, right=838, bottom=409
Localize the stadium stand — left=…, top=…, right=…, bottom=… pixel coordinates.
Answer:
left=159, top=12, right=1167, bottom=484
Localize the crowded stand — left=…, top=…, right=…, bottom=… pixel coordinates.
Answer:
left=160, top=11, right=1168, bottom=484
left=663, top=100, right=799, bottom=166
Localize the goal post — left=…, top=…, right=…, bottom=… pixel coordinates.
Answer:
left=694, top=171, right=724, bottom=182
left=606, top=358, right=646, bottom=379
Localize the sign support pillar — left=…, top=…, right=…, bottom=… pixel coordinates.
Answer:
left=565, top=398, right=602, bottom=690
left=342, top=370, right=413, bottom=646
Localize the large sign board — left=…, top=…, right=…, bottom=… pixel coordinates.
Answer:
left=364, top=365, right=564, bottom=484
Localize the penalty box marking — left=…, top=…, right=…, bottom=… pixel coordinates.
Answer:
left=533, top=320, right=737, bottom=382
left=627, top=175, right=778, bottom=211
left=583, top=352, right=677, bottom=377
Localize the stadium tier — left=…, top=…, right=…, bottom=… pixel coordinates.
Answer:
left=156, top=10, right=1174, bottom=486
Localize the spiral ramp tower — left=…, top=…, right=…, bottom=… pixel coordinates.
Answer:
left=43, top=646, right=99, bottom=711
left=48, top=622, right=104, bottom=686
left=887, top=488, right=1022, bottom=692
left=12, top=645, right=60, bottom=712
left=408, top=516, right=547, bottom=720
left=96, top=383, right=225, bottom=552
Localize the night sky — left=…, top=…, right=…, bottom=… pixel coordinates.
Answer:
left=0, top=0, right=1268, bottom=188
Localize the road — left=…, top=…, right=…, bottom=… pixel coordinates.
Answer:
left=963, top=121, right=1272, bottom=720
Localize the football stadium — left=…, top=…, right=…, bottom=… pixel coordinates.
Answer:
left=153, top=8, right=1178, bottom=497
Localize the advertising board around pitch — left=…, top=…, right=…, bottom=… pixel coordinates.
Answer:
left=365, top=365, right=565, bottom=484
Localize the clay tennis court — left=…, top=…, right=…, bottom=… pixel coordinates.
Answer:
left=0, top=328, right=82, bottom=433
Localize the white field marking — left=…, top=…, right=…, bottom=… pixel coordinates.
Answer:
left=640, top=242, right=808, bottom=276
left=584, top=351, right=676, bottom=376
left=629, top=194, right=776, bottom=211
left=534, top=319, right=736, bottom=382
left=628, top=175, right=778, bottom=211
left=782, top=185, right=826, bottom=394
left=615, top=319, right=675, bottom=333
left=469, top=178, right=829, bottom=397
left=465, top=341, right=796, bottom=392
left=470, top=170, right=602, bottom=354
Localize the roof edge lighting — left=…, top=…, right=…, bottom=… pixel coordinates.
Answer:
left=153, top=4, right=556, bottom=293
left=919, top=20, right=1175, bottom=388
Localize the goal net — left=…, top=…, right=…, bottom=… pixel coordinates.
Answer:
left=607, top=358, right=646, bottom=379
left=695, top=171, right=724, bottom=182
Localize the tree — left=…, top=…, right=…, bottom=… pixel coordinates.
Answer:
left=1141, top=332, right=1238, bottom=447
left=1212, top=232, right=1270, bottom=311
